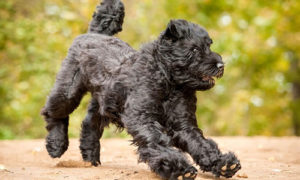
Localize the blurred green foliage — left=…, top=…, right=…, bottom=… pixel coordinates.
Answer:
left=0, top=0, right=299, bottom=139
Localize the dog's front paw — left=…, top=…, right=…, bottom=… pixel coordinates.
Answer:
left=212, top=152, right=241, bottom=178
left=46, top=125, right=69, bottom=158
left=176, top=166, right=198, bottom=180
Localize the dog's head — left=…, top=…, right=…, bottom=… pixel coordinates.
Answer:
left=157, top=19, right=224, bottom=90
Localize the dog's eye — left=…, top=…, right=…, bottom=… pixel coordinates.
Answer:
left=193, top=48, right=198, bottom=53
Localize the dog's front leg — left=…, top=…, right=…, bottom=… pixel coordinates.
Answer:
left=166, top=90, right=241, bottom=178
left=121, top=92, right=197, bottom=180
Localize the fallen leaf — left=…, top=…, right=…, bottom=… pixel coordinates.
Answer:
left=237, top=173, right=248, bottom=178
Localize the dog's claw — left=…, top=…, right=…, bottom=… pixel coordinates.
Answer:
left=221, top=165, right=227, bottom=171
left=213, top=152, right=241, bottom=178
left=184, top=173, right=191, bottom=177
left=191, top=173, right=197, bottom=178
left=178, top=168, right=197, bottom=180
left=91, top=160, right=101, bottom=166
left=219, top=162, right=241, bottom=178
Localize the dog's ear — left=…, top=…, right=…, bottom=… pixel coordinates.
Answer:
left=162, top=20, right=184, bottom=41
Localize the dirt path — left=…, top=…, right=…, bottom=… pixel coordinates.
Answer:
left=0, top=137, right=299, bottom=180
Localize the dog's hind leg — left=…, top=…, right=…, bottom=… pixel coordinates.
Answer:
left=41, top=55, right=87, bottom=158
left=79, top=98, right=108, bottom=166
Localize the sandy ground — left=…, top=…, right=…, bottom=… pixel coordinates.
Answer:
left=0, top=137, right=300, bottom=180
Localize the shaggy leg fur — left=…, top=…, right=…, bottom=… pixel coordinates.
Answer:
left=130, top=123, right=197, bottom=180
left=44, top=116, right=69, bottom=158
left=121, top=93, right=198, bottom=180
left=80, top=99, right=108, bottom=166
left=138, top=144, right=197, bottom=180
left=79, top=0, right=125, bottom=165
left=41, top=56, right=86, bottom=158
left=166, top=90, right=241, bottom=178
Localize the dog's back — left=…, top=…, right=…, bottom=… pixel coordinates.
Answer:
left=71, top=33, right=135, bottom=79
left=64, top=33, right=136, bottom=128
left=73, top=0, right=131, bottom=87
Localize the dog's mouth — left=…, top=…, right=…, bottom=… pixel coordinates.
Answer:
left=202, top=71, right=223, bottom=84
left=202, top=75, right=216, bottom=84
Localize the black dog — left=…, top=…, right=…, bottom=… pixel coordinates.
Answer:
left=41, top=0, right=241, bottom=179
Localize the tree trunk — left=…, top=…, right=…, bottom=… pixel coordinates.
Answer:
left=291, top=57, right=300, bottom=136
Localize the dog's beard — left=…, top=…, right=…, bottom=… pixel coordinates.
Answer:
left=201, top=75, right=215, bottom=86
left=201, top=69, right=223, bottom=85
left=192, top=67, right=224, bottom=91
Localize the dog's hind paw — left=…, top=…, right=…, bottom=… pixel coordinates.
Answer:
left=80, top=139, right=101, bottom=166
left=45, top=125, right=69, bottom=158
left=81, top=151, right=101, bottom=167
left=46, top=135, right=69, bottom=158
left=213, top=152, right=241, bottom=178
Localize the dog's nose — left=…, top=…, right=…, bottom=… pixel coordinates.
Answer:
left=217, top=63, right=224, bottom=69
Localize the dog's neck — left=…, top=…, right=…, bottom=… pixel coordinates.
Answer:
left=152, top=42, right=174, bottom=86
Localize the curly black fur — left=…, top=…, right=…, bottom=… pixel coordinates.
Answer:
left=88, top=0, right=124, bottom=35
left=41, top=1, right=241, bottom=179
left=81, top=0, right=125, bottom=166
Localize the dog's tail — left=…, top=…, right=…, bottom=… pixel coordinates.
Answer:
left=88, top=0, right=125, bottom=36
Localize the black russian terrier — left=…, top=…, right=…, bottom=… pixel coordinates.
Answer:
left=41, top=0, right=241, bottom=179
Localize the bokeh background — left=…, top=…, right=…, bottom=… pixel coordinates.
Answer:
left=0, top=0, right=299, bottom=139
